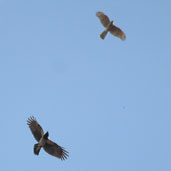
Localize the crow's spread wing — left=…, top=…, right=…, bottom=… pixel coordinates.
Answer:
left=27, top=116, right=44, bottom=142
left=43, top=139, right=69, bottom=160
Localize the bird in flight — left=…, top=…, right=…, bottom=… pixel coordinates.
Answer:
left=96, top=11, right=126, bottom=40
left=27, top=116, right=69, bottom=160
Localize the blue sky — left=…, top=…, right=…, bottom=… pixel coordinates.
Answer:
left=1, top=0, right=171, bottom=170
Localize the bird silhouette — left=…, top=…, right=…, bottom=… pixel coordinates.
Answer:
left=27, top=116, right=69, bottom=160
left=96, top=11, right=126, bottom=40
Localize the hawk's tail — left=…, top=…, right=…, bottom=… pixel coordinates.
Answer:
left=100, top=30, right=108, bottom=40
left=34, top=143, right=41, bottom=155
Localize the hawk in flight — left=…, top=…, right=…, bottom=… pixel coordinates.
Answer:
left=96, top=11, right=126, bottom=40
left=27, top=116, right=69, bottom=160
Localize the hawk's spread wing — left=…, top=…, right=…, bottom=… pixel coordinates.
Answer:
left=43, top=139, right=69, bottom=160
left=109, top=25, right=126, bottom=40
left=96, top=12, right=110, bottom=27
left=27, top=116, right=44, bottom=142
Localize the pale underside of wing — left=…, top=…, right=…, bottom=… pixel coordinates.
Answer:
left=96, top=11, right=110, bottom=28
left=43, top=139, right=69, bottom=160
left=27, top=116, right=44, bottom=142
left=109, top=25, right=126, bottom=40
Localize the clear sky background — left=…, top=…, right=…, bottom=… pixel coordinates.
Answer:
left=1, top=0, right=171, bottom=170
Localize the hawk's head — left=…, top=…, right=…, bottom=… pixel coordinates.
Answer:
left=43, top=131, right=49, bottom=140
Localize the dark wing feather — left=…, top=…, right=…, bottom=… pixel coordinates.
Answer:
left=109, top=25, right=126, bottom=40
left=96, top=11, right=110, bottom=28
left=43, top=139, right=69, bottom=160
left=27, top=116, right=44, bottom=142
